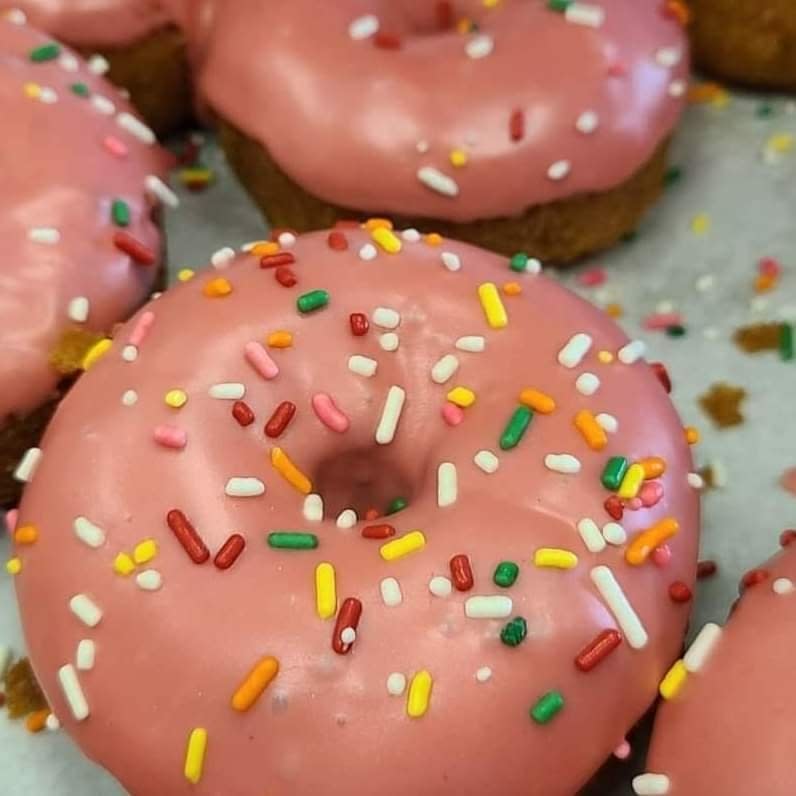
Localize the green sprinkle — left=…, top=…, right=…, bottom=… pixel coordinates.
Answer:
left=780, top=324, right=794, bottom=362
left=509, top=252, right=529, bottom=272
left=530, top=691, right=564, bottom=724
left=500, top=405, right=533, bottom=450
left=111, top=199, right=131, bottom=227
left=664, top=166, right=682, bottom=187
left=756, top=102, right=774, bottom=118
left=547, top=0, right=572, bottom=11
left=665, top=324, right=686, bottom=338
left=297, top=289, right=329, bottom=314
left=601, top=456, right=629, bottom=491
left=29, top=43, right=61, bottom=62
left=267, top=532, right=318, bottom=550
left=493, top=561, right=519, bottom=588
left=500, top=617, right=527, bottom=647
left=386, top=497, right=408, bottom=515
left=70, top=82, right=90, bottom=98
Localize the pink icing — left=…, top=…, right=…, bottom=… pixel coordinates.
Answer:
left=644, top=540, right=796, bottom=795
left=182, top=0, right=688, bottom=222
left=15, top=228, right=699, bottom=795
left=0, top=16, right=169, bottom=426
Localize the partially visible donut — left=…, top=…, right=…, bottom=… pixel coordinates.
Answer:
left=12, top=226, right=700, bottom=795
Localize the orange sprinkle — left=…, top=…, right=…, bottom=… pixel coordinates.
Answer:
left=25, top=709, right=50, bottom=733
left=424, top=233, right=443, bottom=247
left=754, top=273, right=778, bottom=294
left=363, top=218, right=393, bottom=231
left=519, top=388, right=556, bottom=414
left=202, top=277, right=232, bottom=298
left=574, top=410, right=608, bottom=451
left=250, top=241, right=279, bottom=256
left=687, top=82, right=724, bottom=104
left=14, top=525, right=39, bottom=545
left=456, top=17, right=473, bottom=34
left=625, top=518, right=680, bottom=566
left=597, top=350, right=614, bottom=364
left=638, top=457, right=667, bottom=479
left=665, top=0, right=691, bottom=26
left=684, top=426, right=700, bottom=445
left=503, top=282, right=522, bottom=296
left=231, top=656, right=280, bottom=711
left=605, top=303, right=623, bottom=318
left=267, top=331, right=293, bottom=348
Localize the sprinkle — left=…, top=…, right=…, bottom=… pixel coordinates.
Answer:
left=231, top=656, right=279, bottom=711
left=349, top=313, right=369, bottom=336
left=501, top=616, right=528, bottom=647
left=260, top=252, right=295, bottom=269
left=431, top=462, right=458, bottom=508
left=127, top=310, right=155, bottom=348
left=669, top=581, right=692, bottom=603
left=116, top=112, right=155, bottom=144
left=493, top=561, right=519, bottom=588
left=28, top=226, right=60, bottom=244
left=349, top=14, right=380, bottom=39
left=297, top=289, right=329, bottom=314
left=440, top=251, right=461, bottom=271
left=449, top=554, right=474, bottom=591
left=477, top=282, right=508, bottom=329
left=361, top=524, right=395, bottom=540
left=465, top=595, right=513, bottom=619
left=684, top=426, right=700, bottom=445
left=372, top=227, right=402, bottom=254
left=303, top=494, right=324, bottom=523
left=29, top=42, right=60, bottom=62
left=574, top=410, right=607, bottom=451
left=380, top=530, right=426, bottom=561
left=311, top=393, right=350, bottom=433
left=209, top=247, right=235, bottom=268
left=632, top=774, right=671, bottom=795
left=76, top=640, right=95, bottom=672
left=575, top=629, right=622, bottom=672
left=474, top=449, right=499, bottom=474
left=659, top=659, right=687, bottom=699
left=91, top=94, right=115, bottom=114
left=625, top=518, right=679, bottom=566
left=136, top=570, right=162, bottom=591
left=358, top=243, right=378, bottom=261
left=164, top=389, right=188, bottom=409
left=184, top=728, right=208, bottom=785
left=774, top=577, right=795, bottom=595
left=380, top=577, right=403, bottom=606
left=596, top=413, right=618, bottom=433
left=133, top=539, right=158, bottom=565
left=225, top=477, right=265, bottom=498
left=465, top=33, right=494, bottom=59
left=429, top=576, right=453, bottom=598
left=82, top=338, right=113, bottom=370
left=535, top=548, right=579, bottom=569
left=378, top=332, right=399, bottom=351
left=547, top=160, right=571, bottom=180
left=332, top=597, right=362, bottom=654
left=375, top=385, right=406, bottom=444
left=687, top=472, right=704, bottom=489
left=328, top=230, right=349, bottom=250
left=447, top=387, right=476, bottom=408
left=575, top=373, right=600, bottom=395
left=576, top=110, right=599, bottom=134
left=386, top=497, right=408, bottom=515
left=518, top=389, right=556, bottom=414
left=509, top=108, right=525, bottom=141
left=558, top=333, right=592, bottom=368
left=270, top=447, right=311, bottom=494
left=498, top=405, right=533, bottom=450
left=336, top=509, right=357, bottom=529
left=209, top=383, right=245, bottom=400
left=455, top=335, right=485, bottom=352
left=401, top=228, right=421, bottom=242
left=431, top=354, right=460, bottom=384
left=406, top=670, right=433, bottom=718
left=69, top=594, right=102, bottom=627
left=639, top=457, right=667, bottom=479
left=214, top=534, right=246, bottom=570
left=265, top=401, right=297, bottom=438
left=618, top=340, right=646, bottom=364
left=387, top=673, right=406, bottom=696
left=475, top=667, right=493, bottom=683
left=544, top=454, right=581, bottom=474
left=314, top=563, right=337, bottom=619
left=683, top=622, right=722, bottom=672
left=13, top=447, right=41, bottom=483
left=5, top=558, right=22, bottom=575
left=442, top=402, right=464, bottom=426
left=417, top=166, right=459, bottom=197
left=274, top=266, right=296, bottom=286
left=530, top=691, right=564, bottom=724
left=697, top=560, right=717, bottom=579
left=166, top=510, right=209, bottom=564
left=575, top=517, right=606, bottom=553
left=617, top=463, right=645, bottom=499
left=267, top=532, right=319, bottom=550
left=373, top=307, right=401, bottom=329
left=73, top=517, right=105, bottom=548
left=601, top=456, right=629, bottom=490
left=602, top=522, right=626, bottom=545
left=244, top=341, right=279, bottom=380
left=57, top=665, right=89, bottom=721
left=590, top=566, right=648, bottom=649
left=144, top=175, right=179, bottom=208
left=67, top=296, right=90, bottom=323
left=113, top=553, right=135, bottom=576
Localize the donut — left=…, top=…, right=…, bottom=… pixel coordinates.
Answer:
left=687, top=0, right=796, bottom=92
left=1, top=2, right=191, bottom=133
left=0, top=15, right=172, bottom=506
left=178, top=0, right=689, bottom=263
left=638, top=533, right=796, bottom=795
left=10, top=224, right=701, bottom=794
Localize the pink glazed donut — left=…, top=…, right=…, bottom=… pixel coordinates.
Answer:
left=13, top=226, right=700, bottom=795
left=637, top=533, right=796, bottom=796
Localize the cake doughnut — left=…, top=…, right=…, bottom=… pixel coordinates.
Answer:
left=1, top=2, right=191, bottom=133
left=12, top=226, right=700, bottom=795
left=178, top=0, right=689, bottom=263
left=0, top=15, right=172, bottom=506
left=638, top=533, right=796, bottom=795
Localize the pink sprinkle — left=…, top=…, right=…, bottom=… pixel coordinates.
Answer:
left=607, top=61, right=627, bottom=77
left=441, top=402, right=465, bottom=426
left=759, top=257, right=782, bottom=278
left=244, top=341, right=279, bottom=380
left=613, top=740, right=631, bottom=760
left=127, top=310, right=155, bottom=347
left=652, top=544, right=672, bottom=567
left=103, top=135, right=129, bottom=158
left=153, top=424, right=187, bottom=449
left=626, top=497, right=643, bottom=510
left=311, top=392, right=350, bottom=433
left=639, top=481, right=664, bottom=507
left=643, top=312, right=683, bottom=330
left=5, top=509, right=18, bottom=534
left=577, top=267, right=607, bottom=287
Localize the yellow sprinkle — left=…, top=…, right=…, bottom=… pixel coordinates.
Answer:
left=659, top=659, right=688, bottom=700
left=315, top=562, right=337, bottom=620
left=380, top=530, right=426, bottom=562
left=406, top=670, right=433, bottom=718
left=164, top=389, right=187, bottom=409
left=250, top=241, right=279, bottom=256
left=363, top=218, right=393, bottom=231
left=446, top=386, right=476, bottom=408
left=177, top=268, right=195, bottom=282
left=617, top=463, right=645, bottom=499
left=202, top=277, right=233, bottom=298
left=424, top=233, right=443, bottom=247
left=113, top=552, right=136, bottom=576
left=270, top=447, right=312, bottom=495
left=767, top=133, right=794, bottom=154
left=184, top=728, right=208, bottom=785
left=519, top=388, right=556, bottom=414
left=267, top=330, right=293, bottom=348
left=477, top=282, right=508, bottom=329
left=23, top=82, right=41, bottom=99
left=81, top=338, right=112, bottom=370
left=5, top=557, right=22, bottom=576
left=14, top=525, right=39, bottom=545
left=503, top=281, right=522, bottom=296
left=449, top=148, right=468, bottom=168
left=605, top=303, right=623, bottom=318
left=691, top=213, right=710, bottom=235
left=534, top=548, right=579, bottom=570
left=684, top=426, right=700, bottom=445
left=597, top=350, right=614, bottom=364
left=133, top=539, right=158, bottom=565
left=372, top=227, right=402, bottom=254
left=574, top=409, right=608, bottom=451
left=483, top=0, right=501, bottom=6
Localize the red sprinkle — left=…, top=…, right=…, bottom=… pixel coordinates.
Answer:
left=650, top=362, right=672, bottom=393
left=349, top=312, right=369, bottom=336
left=260, top=252, right=295, bottom=269
left=741, top=568, right=769, bottom=590
left=449, top=554, right=474, bottom=592
left=374, top=32, right=401, bottom=49
left=780, top=529, right=796, bottom=547
left=214, top=534, right=246, bottom=570
left=265, top=401, right=296, bottom=438
left=509, top=108, right=525, bottom=142
left=577, top=267, right=607, bottom=287
left=166, top=509, right=209, bottom=564
left=332, top=597, right=363, bottom=654
left=604, top=495, right=624, bottom=521
left=364, top=508, right=380, bottom=521
left=668, top=581, right=693, bottom=603
left=232, top=401, right=255, bottom=427
left=697, top=560, right=718, bottom=579
left=759, top=257, right=781, bottom=278
left=361, top=524, right=396, bottom=540
left=575, top=629, right=622, bottom=672
left=113, top=231, right=156, bottom=266
left=328, top=231, right=349, bottom=251
left=275, top=266, right=297, bottom=287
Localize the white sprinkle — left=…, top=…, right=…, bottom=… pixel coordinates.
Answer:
left=73, top=516, right=106, bottom=548
left=431, top=354, right=460, bottom=384
left=591, top=566, right=648, bottom=649
left=602, top=522, right=627, bottom=546
left=136, top=569, right=163, bottom=591
left=359, top=243, right=378, bottom=261
left=656, top=300, right=675, bottom=314
left=69, top=594, right=103, bottom=628
left=668, top=79, right=686, bottom=97
left=121, top=389, right=138, bottom=406
left=121, top=344, right=138, bottom=362
left=57, top=665, right=89, bottom=721
left=695, top=274, right=715, bottom=292
left=67, top=296, right=90, bottom=323
left=336, top=509, right=357, bottom=529
left=380, top=577, right=403, bottom=607
left=429, top=576, right=453, bottom=598
left=440, top=251, right=461, bottom=272
left=373, top=307, right=401, bottom=329
left=224, top=477, right=266, bottom=497
left=416, top=140, right=430, bottom=154
left=386, top=672, right=407, bottom=696
left=475, top=667, right=493, bottom=683
left=465, top=595, right=513, bottom=619
left=547, top=160, right=571, bottom=181
left=5, top=8, right=26, bottom=24
left=379, top=332, right=399, bottom=351
left=544, top=454, right=581, bottom=474
left=349, top=13, right=379, bottom=39
left=58, top=53, right=79, bottom=72
left=303, top=494, right=324, bottom=523
left=474, top=450, right=499, bottom=474
left=565, top=2, right=605, bottom=27
left=575, top=372, right=600, bottom=395
left=456, top=335, right=486, bottom=353
left=465, top=33, right=494, bottom=59
left=401, top=228, right=421, bottom=242
left=618, top=339, right=647, bottom=364
left=596, top=413, right=618, bottom=433
left=88, top=54, right=110, bottom=75
left=13, top=447, right=41, bottom=483
left=144, top=175, right=179, bottom=208
left=576, top=110, right=600, bottom=134
left=0, top=645, right=11, bottom=679
left=773, top=578, right=794, bottom=595
left=687, top=472, right=704, bottom=489
left=558, top=333, right=592, bottom=368
left=277, top=232, right=296, bottom=249
left=210, top=246, right=236, bottom=268
left=683, top=623, right=722, bottom=672
left=340, top=627, right=356, bottom=645
left=76, top=640, right=95, bottom=671
left=90, top=94, right=115, bottom=115
left=39, top=87, right=57, bottom=103
left=375, top=386, right=406, bottom=444
left=577, top=518, right=607, bottom=553
left=656, top=47, right=682, bottom=67
left=208, top=382, right=245, bottom=400
left=437, top=462, right=458, bottom=507
left=348, top=355, right=378, bottom=378
left=417, top=166, right=459, bottom=197
left=116, top=112, right=155, bottom=144
left=633, top=773, right=671, bottom=795
left=45, top=714, right=61, bottom=731
left=28, top=227, right=60, bottom=244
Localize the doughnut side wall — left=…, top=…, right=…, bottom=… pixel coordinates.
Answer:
left=14, top=228, right=700, bottom=795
